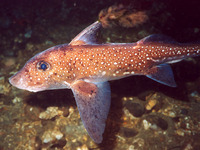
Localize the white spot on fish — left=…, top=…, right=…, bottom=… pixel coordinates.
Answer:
left=102, top=71, right=106, bottom=76
left=123, top=72, right=130, bottom=75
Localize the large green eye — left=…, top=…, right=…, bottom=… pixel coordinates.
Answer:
left=37, top=61, right=49, bottom=71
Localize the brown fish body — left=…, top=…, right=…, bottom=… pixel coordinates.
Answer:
left=9, top=21, right=200, bottom=143
left=36, top=42, right=200, bottom=84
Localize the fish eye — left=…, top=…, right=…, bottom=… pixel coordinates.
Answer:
left=37, top=61, right=49, bottom=71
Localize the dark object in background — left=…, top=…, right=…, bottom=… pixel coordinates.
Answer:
left=99, top=4, right=148, bottom=28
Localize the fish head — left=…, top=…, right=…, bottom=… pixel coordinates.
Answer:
left=9, top=47, right=71, bottom=92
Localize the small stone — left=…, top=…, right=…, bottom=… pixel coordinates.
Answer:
left=39, top=107, right=62, bottom=119
left=122, top=97, right=128, bottom=101
left=54, top=131, right=63, bottom=140
left=0, top=77, right=5, bottom=83
left=156, top=117, right=168, bottom=130
left=143, top=119, right=151, bottom=130
left=128, top=97, right=134, bottom=100
left=50, top=139, right=66, bottom=149
left=190, top=91, right=200, bottom=102
left=125, top=100, right=145, bottom=117
left=45, top=40, right=53, bottom=45
left=43, top=133, right=53, bottom=143
left=120, top=127, right=138, bottom=138
left=190, top=91, right=199, bottom=97
left=0, top=77, right=5, bottom=93
left=128, top=145, right=135, bottom=150
left=145, top=99, right=157, bottom=110
left=168, top=111, right=176, bottom=118
left=132, top=138, right=145, bottom=148
left=26, top=43, right=34, bottom=51
left=60, top=107, right=69, bottom=117
left=176, top=129, right=184, bottom=136
left=42, top=129, right=63, bottom=143
left=24, top=105, right=41, bottom=121
left=0, top=80, right=11, bottom=94
left=12, top=97, right=22, bottom=104
left=76, top=144, right=89, bottom=150
left=144, top=115, right=169, bottom=130
left=184, top=143, right=193, bottom=150
left=180, top=108, right=188, bottom=115
left=24, top=30, right=32, bottom=38
left=14, top=37, right=23, bottom=43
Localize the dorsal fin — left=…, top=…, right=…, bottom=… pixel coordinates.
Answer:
left=137, top=34, right=178, bottom=45
left=69, top=21, right=102, bottom=46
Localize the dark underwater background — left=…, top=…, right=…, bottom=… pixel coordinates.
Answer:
left=0, top=0, right=200, bottom=149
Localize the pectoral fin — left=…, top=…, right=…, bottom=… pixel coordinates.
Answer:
left=71, top=80, right=111, bottom=143
left=146, top=64, right=177, bottom=87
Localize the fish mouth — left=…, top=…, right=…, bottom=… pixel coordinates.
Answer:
left=9, top=73, right=26, bottom=89
left=9, top=73, right=44, bottom=92
left=9, top=72, right=70, bottom=93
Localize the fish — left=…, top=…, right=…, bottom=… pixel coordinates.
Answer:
left=9, top=21, right=200, bottom=143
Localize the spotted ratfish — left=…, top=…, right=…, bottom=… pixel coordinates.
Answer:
left=9, top=21, right=200, bottom=143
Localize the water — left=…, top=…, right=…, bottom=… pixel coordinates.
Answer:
left=0, top=0, right=200, bottom=149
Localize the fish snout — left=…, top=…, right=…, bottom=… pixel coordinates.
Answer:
left=9, top=70, right=50, bottom=92
left=9, top=72, right=28, bottom=90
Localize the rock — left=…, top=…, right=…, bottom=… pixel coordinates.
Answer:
left=142, top=115, right=168, bottom=131
left=0, top=77, right=11, bottom=95
left=76, top=144, right=89, bottom=150
left=39, top=107, right=63, bottom=120
left=24, top=30, right=32, bottom=38
left=176, top=129, right=185, bottom=136
left=24, top=105, right=41, bottom=121
left=26, top=43, right=34, bottom=51
left=125, top=100, right=145, bottom=117
left=41, top=129, right=63, bottom=143
left=12, top=97, right=22, bottom=104
left=143, top=119, right=151, bottom=130
left=155, top=117, right=168, bottom=130
left=120, top=127, right=138, bottom=138
left=145, top=99, right=157, bottom=111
